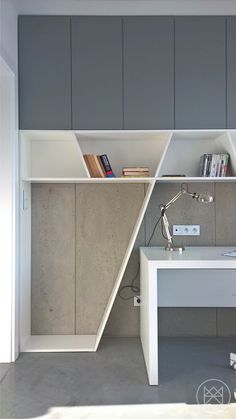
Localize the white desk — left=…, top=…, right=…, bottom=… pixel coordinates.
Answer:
left=140, top=246, right=236, bottom=385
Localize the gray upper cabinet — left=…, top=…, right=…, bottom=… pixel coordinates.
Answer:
left=227, top=17, right=236, bottom=128
left=71, top=17, right=123, bottom=130
left=123, top=17, right=174, bottom=130
left=175, top=17, right=226, bottom=129
left=19, top=16, right=71, bottom=130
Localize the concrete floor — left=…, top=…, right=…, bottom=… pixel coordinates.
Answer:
left=0, top=337, right=236, bottom=419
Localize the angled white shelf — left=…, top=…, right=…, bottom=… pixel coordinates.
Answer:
left=19, top=129, right=236, bottom=353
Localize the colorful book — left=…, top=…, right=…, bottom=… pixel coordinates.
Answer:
left=100, top=154, right=115, bottom=177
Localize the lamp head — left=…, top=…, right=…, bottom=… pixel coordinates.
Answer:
left=192, top=192, right=214, bottom=204
left=195, top=193, right=214, bottom=203
left=181, top=184, right=214, bottom=203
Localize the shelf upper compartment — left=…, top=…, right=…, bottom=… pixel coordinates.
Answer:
left=157, top=130, right=236, bottom=178
left=75, top=130, right=171, bottom=178
left=20, top=130, right=236, bottom=183
left=21, top=130, right=89, bottom=179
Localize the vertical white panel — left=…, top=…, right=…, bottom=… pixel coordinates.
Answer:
left=0, top=57, right=17, bottom=362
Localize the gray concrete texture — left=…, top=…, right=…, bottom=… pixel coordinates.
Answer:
left=31, top=184, right=76, bottom=334
left=1, top=337, right=236, bottom=418
left=31, top=182, right=236, bottom=337
left=75, top=184, right=145, bottom=334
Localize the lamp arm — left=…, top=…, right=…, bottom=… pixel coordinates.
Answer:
left=164, top=190, right=184, bottom=210
left=160, top=186, right=194, bottom=250
left=162, top=212, right=173, bottom=245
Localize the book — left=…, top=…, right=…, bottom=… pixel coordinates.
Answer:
left=199, top=153, right=229, bottom=177
left=122, top=173, right=150, bottom=178
left=83, top=154, right=106, bottom=178
left=94, top=155, right=106, bottom=178
left=83, top=154, right=94, bottom=177
left=100, top=154, right=115, bottom=177
left=122, top=167, right=149, bottom=172
left=122, top=167, right=150, bottom=177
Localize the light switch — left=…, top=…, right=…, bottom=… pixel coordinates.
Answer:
left=23, top=190, right=29, bottom=210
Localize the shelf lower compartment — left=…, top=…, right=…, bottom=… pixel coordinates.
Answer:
left=21, top=335, right=97, bottom=352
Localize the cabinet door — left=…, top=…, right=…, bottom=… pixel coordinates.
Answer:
left=175, top=17, right=226, bottom=129
left=123, top=17, right=174, bottom=130
left=71, top=17, right=123, bottom=130
left=19, top=16, right=71, bottom=130
left=227, top=17, right=236, bottom=128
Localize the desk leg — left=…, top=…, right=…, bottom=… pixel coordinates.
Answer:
left=140, top=256, right=158, bottom=385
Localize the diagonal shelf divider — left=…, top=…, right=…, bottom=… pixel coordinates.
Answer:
left=95, top=132, right=172, bottom=350
left=226, top=131, right=236, bottom=175
left=94, top=133, right=173, bottom=349
left=95, top=180, right=156, bottom=349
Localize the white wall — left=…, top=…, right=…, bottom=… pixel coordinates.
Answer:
left=0, top=0, right=19, bottom=362
left=11, top=0, right=236, bottom=15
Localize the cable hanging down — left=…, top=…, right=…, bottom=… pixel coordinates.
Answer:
left=118, top=213, right=163, bottom=300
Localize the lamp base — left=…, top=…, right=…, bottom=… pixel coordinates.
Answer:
left=165, top=244, right=185, bottom=252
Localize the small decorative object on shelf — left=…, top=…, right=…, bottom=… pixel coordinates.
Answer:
left=83, top=154, right=115, bottom=178
left=199, top=153, right=229, bottom=177
left=122, top=167, right=150, bottom=177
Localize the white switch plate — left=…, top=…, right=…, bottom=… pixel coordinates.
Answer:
left=173, top=225, right=200, bottom=236
left=23, top=190, right=29, bottom=210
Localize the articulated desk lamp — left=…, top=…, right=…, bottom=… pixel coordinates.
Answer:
left=160, top=184, right=214, bottom=252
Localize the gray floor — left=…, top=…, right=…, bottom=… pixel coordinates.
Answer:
left=1, top=337, right=236, bottom=418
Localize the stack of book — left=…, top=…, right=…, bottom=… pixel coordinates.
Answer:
left=122, top=167, right=150, bottom=178
left=83, top=154, right=115, bottom=178
left=199, top=153, right=229, bottom=177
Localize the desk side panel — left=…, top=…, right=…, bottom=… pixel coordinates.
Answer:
left=140, top=253, right=158, bottom=385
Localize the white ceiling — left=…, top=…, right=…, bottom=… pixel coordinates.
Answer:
left=10, top=0, right=236, bottom=15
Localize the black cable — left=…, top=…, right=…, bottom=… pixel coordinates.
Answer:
left=118, top=213, right=163, bottom=300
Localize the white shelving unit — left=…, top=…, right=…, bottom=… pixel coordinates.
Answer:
left=20, top=129, right=236, bottom=353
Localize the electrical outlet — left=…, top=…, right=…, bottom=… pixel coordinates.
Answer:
left=134, top=296, right=141, bottom=306
left=173, top=225, right=200, bottom=236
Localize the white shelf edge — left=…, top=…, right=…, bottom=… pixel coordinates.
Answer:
left=21, top=177, right=236, bottom=184
left=21, top=335, right=97, bottom=352
left=155, top=177, right=236, bottom=182
left=21, top=177, right=155, bottom=183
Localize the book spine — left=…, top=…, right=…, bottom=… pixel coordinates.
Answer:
left=94, top=155, right=106, bottom=178
left=219, top=154, right=225, bottom=177
left=206, top=154, right=212, bottom=177
left=223, top=154, right=229, bottom=177
left=199, top=155, right=206, bottom=176
left=100, top=154, right=115, bottom=177
left=83, top=154, right=94, bottom=177
left=215, top=154, right=221, bottom=177
left=210, top=154, right=217, bottom=177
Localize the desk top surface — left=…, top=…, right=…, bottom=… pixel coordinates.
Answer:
left=140, top=247, right=236, bottom=264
